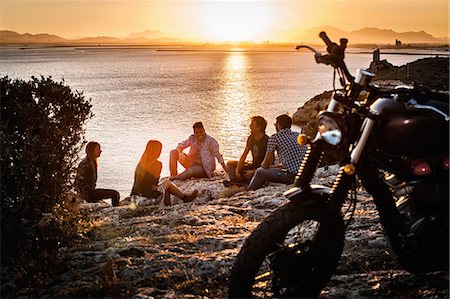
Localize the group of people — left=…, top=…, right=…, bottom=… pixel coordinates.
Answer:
left=75, top=114, right=307, bottom=207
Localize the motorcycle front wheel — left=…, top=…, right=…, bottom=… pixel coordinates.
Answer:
left=228, top=200, right=345, bottom=298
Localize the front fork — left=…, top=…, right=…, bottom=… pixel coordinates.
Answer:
left=286, top=103, right=376, bottom=210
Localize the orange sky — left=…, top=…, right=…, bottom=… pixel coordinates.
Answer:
left=1, top=1, right=448, bottom=41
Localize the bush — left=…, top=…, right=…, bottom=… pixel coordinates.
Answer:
left=1, top=76, right=93, bottom=264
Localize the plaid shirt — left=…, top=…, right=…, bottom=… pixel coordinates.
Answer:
left=266, top=128, right=307, bottom=174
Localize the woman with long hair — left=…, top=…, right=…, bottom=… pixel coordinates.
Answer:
left=131, top=140, right=198, bottom=206
left=76, top=141, right=120, bottom=206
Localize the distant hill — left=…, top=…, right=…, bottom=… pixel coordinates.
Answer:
left=127, top=30, right=167, bottom=40
left=270, top=26, right=448, bottom=44
left=0, top=27, right=447, bottom=45
left=0, top=30, right=66, bottom=44
left=72, top=36, right=122, bottom=44
left=348, top=27, right=446, bottom=44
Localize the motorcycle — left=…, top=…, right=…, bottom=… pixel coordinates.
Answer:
left=228, top=32, right=449, bottom=298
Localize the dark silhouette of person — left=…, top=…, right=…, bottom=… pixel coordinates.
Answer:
left=76, top=141, right=120, bottom=206
left=131, top=140, right=198, bottom=206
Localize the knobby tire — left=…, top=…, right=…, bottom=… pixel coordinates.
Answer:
left=228, top=200, right=345, bottom=298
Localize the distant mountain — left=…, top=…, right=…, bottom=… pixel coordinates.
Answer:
left=269, top=26, right=447, bottom=44
left=127, top=30, right=167, bottom=40
left=126, top=29, right=203, bottom=43
left=72, top=36, right=122, bottom=44
left=0, top=27, right=447, bottom=45
left=0, top=30, right=66, bottom=44
left=282, top=26, right=349, bottom=44
left=348, top=27, right=446, bottom=44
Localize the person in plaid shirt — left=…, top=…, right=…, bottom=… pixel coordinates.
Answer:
left=247, top=114, right=307, bottom=190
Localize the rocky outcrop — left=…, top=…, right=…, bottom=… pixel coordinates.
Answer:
left=292, top=90, right=333, bottom=138
left=372, top=56, right=449, bottom=91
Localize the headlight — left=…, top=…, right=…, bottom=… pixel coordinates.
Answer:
left=318, top=112, right=343, bottom=145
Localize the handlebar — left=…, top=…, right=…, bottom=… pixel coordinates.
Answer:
left=319, top=31, right=336, bottom=53
left=296, top=31, right=355, bottom=84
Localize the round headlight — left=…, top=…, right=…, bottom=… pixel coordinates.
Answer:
left=318, top=114, right=342, bottom=145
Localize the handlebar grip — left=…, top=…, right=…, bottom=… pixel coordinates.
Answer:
left=319, top=31, right=333, bottom=48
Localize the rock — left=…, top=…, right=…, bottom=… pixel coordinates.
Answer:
left=369, top=58, right=394, bottom=72
left=117, top=248, right=146, bottom=258
left=372, top=57, right=449, bottom=91
left=293, top=90, right=333, bottom=138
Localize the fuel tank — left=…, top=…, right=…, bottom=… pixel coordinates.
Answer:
left=370, top=96, right=449, bottom=158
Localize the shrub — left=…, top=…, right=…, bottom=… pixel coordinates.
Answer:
left=1, top=76, right=93, bottom=263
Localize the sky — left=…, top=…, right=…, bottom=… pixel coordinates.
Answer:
left=0, top=0, right=448, bottom=42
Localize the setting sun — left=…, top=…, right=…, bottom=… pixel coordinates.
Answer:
left=200, top=2, right=275, bottom=42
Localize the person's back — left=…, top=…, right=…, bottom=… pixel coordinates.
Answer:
left=76, top=156, right=97, bottom=200
left=131, top=140, right=163, bottom=198
left=267, top=127, right=305, bottom=174
left=131, top=162, right=162, bottom=198
left=132, top=139, right=198, bottom=206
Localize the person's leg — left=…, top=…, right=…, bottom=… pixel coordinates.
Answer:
left=226, top=160, right=239, bottom=181
left=169, top=149, right=180, bottom=177
left=171, top=164, right=207, bottom=181
left=160, top=180, right=198, bottom=204
left=160, top=179, right=184, bottom=198
left=247, top=168, right=294, bottom=191
left=170, top=150, right=194, bottom=178
left=88, top=188, right=120, bottom=206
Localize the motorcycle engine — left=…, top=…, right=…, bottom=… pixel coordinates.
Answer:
left=385, top=172, right=449, bottom=272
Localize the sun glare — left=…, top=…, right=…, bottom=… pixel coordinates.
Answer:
left=201, top=2, right=273, bottom=42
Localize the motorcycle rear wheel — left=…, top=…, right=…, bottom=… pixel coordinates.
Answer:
left=228, top=201, right=345, bottom=298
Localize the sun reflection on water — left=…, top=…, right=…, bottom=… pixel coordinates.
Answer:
left=215, top=51, right=253, bottom=160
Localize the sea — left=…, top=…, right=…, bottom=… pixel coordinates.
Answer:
left=1, top=45, right=446, bottom=196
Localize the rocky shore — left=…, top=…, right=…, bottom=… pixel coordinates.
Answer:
left=2, top=166, right=448, bottom=298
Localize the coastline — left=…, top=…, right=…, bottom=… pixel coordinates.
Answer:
left=2, top=42, right=449, bottom=55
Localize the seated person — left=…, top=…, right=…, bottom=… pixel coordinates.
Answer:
left=169, top=122, right=227, bottom=181
left=76, top=141, right=120, bottom=206
left=226, top=116, right=269, bottom=185
left=131, top=140, right=198, bottom=206
left=247, top=114, right=308, bottom=191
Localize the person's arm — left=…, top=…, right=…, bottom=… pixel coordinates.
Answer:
left=261, top=134, right=277, bottom=169
left=261, top=151, right=274, bottom=169
left=210, top=137, right=227, bottom=174
left=151, top=162, right=163, bottom=190
left=176, top=136, right=192, bottom=152
left=236, top=146, right=250, bottom=179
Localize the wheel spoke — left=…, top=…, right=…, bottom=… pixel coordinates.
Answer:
left=229, top=202, right=345, bottom=298
left=251, top=219, right=321, bottom=296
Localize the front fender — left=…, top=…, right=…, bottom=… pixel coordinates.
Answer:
left=284, top=184, right=331, bottom=206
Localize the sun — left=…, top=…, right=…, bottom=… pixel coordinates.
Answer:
left=200, top=2, right=274, bottom=42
